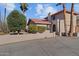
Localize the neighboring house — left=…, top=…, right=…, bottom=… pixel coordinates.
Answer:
left=28, top=18, right=51, bottom=30
left=45, top=10, right=79, bottom=34
left=76, top=15, right=79, bottom=32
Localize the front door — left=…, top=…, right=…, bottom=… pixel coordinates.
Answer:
left=53, top=24, right=56, bottom=32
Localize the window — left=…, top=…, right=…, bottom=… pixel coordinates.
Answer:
left=53, top=16, right=55, bottom=20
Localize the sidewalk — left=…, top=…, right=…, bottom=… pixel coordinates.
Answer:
left=0, top=32, right=55, bottom=45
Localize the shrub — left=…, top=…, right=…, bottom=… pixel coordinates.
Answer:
left=28, top=25, right=38, bottom=33
left=38, top=26, right=46, bottom=33
left=28, top=24, right=46, bottom=33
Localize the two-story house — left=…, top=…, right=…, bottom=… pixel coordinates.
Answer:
left=45, top=10, right=79, bottom=34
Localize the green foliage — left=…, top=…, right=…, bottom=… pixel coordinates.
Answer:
left=28, top=24, right=38, bottom=33
left=28, top=24, right=46, bottom=33
left=38, top=26, right=46, bottom=33
left=19, top=14, right=26, bottom=30
left=7, top=10, right=26, bottom=32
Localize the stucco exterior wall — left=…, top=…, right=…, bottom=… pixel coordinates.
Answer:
left=28, top=21, right=50, bottom=30
left=76, top=16, right=79, bottom=32
left=54, top=12, right=65, bottom=33
left=55, top=12, right=64, bottom=20
left=65, top=13, right=76, bottom=33
left=36, top=24, right=47, bottom=27
left=51, top=12, right=77, bottom=33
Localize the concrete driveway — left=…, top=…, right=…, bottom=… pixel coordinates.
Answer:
left=0, top=36, right=79, bottom=56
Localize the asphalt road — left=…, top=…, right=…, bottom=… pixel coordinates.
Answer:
left=0, top=37, right=79, bottom=56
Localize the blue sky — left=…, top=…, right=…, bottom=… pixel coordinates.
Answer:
left=0, top=3, right=79, bottom=22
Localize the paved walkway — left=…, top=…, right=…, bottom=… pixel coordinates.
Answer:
left=0, top=37, right=79, bottom=56
left=0, top=32, right=54, bottom=45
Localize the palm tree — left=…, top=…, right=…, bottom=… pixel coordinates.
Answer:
left=69, top=3, right=74, bottom=36
left=56, top=3, right=68, bottom=36
left=20, top=3, right=28, bottom=14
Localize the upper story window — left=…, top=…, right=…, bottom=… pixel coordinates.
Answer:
left=53, top=16, right=55, bottom=20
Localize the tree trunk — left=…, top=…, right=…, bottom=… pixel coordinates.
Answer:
left=63, top=5, right=68, bottom=36
left=69, top=3, right=74, bottom=37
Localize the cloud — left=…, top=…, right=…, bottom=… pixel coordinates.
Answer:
left=3, top=3, right=15, bottom=13
left=36, top=4, right=57, bottom=18
left=36, top=4, right=44, bottom=15
left=45, top=6, right=57, bottom=15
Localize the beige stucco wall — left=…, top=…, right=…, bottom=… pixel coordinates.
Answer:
left=55, top=12, right=64, bottom=20
left=29, top=21, right=50, bottom=30
left=53, top=12, right=65, bottom=33
left=56, top=19, right=65, bottom=33
left=29, top=21, right=47, bottom=27
left=36, top=24, right=50, bottom=30
left=51, top=12, right=77, bottom=33
left=36, top=24, right=47, bottom=27
left=76, top=16, right=79, bottom=32
left=65, top=13, right=76, bottom=33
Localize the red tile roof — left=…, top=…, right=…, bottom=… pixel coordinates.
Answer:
left=28, top=18, right=51, bottom=25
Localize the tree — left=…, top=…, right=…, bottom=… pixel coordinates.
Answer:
left=56, top=3, right=68, bottom=36
left=7, top=10, right=26, bottom=34
left=20, top=3, right=28, bottom=14
left=69, top=3, right=74, bottom=36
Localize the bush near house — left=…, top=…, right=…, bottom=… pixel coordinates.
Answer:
left=38, top=26, right=46, bottom=33
left=28, top=25, right=38, bottom=33
left=28, top=24, right=46, bottom=33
